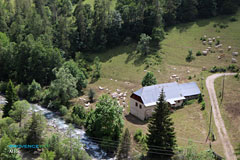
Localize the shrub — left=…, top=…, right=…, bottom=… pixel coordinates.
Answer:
left=210, top=66, right=226, bottom=73
left=183, top=99, right=195, bottom=105
left=201, top=101, right=205, bottom=111
left=200, top=37, right=206, bottom=41
left=235, top=73, right=240, bottom=80
left=134, top=129, right=143, bottom=143
left=198, top=94, right=203, bottom=103
left=88, top=88, right=95, bottom=103
left=59, top=105, right=68, bottom=116
left=215, top=39, right=220, bottom=46
left=213, top=23, right=217, bottom=28
left=188, top=76, right=192, bottom=80
left=227, top=64, right=239, bottom=72
left=230, top=17, right=237, bottom=22
left=186, top=50, right=195, bottom=62
left=196, top=51, right=202, bottom=56
left=219, top=23, right=228, bottom=29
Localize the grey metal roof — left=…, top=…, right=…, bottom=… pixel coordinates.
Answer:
left=133, top=82, right=200, bottom=106
left=179, top=82, right=201, bottom=97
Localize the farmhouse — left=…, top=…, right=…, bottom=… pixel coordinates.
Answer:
left=130, top=82, right=201, bottom=121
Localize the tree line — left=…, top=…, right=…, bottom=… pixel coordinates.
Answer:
left=0, top=0, right=239, bottom=86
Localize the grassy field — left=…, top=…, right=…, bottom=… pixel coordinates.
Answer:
left=214, top=76, right=240, bottom=150
left=76, top=10, right=240, bottom=158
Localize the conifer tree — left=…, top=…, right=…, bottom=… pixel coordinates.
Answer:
left=117, top=128, right=131, bottom=160
left=147, top=89, right=176, bottom=159
left=26, top=112, right=46, bottom=150
left=2, top=80, right=18, bottom=118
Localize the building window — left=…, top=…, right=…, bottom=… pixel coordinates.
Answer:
left=135, top=102, right=138, bottom=107
left=139, top=105, right=142, bottom=109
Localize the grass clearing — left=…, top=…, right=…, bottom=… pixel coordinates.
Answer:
left=214, top=76, right=240, bottom=149
left=76, top=10, right=240, bottom=158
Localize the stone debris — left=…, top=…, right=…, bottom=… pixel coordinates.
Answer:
left=110, top=78, right=113, bottom=81
left=115, top=80, right=118, bottom=82
left=111, top=92, right=118, bottom=98
left=204, top=35, right=207, bottom=38
left=85, top=102, right=90, bottom=107
left=219, top=49, right=224, bottom=53
left=202, top=66, right=207, bottom=71
left=144, top=70, right=147, bottom=72
left=158, top=70, right=160, bottom=73
left=116, top=89, right=121, bottom=93
left=232, top=58, right=237, bottom=63
left=173, top=68, right=176, bottom=70
left=228, top=46, right=232, bottom=51
left=202, top=51, right=208, bottom=56
left=99, top=86, right=104, bottom=90
left=187, top=70, right=190, bottom=73
left=232, top=52, right=239, bottom=56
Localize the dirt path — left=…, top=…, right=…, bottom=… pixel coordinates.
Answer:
left=206, top=73, right=237, bottom=160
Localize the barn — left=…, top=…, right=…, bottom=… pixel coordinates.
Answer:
left=130, top=82, right=201, bottom=121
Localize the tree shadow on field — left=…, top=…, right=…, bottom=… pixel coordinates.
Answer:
left=175, top=22, right=195, bottom=33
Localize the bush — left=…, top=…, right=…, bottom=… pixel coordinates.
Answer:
left=215, top=39, right=220, bottom=46
left=200, top=37, right=206, bottom=41
left=188, top=76, right=192, bottom=80
left=230, top=17, right=238, bottom=22
left=198, top=94, right=203, bottom=103
left=210, top=66, right=226, bottom=73
left=227, top=64, right=239, bottom=72
left=134, top=129, right=143, bottom=142
left=183, top=99, right=195, bottom=105
left=186, top=50, right=195, bottom=62
left=59, top=105, right=68, bottom=116
left=196, top=51, right=202, bottom=56
left=201, top=101, right=205, bottom=110
left=134, top=129, right=147, bottom=145
left=235, top=73, right=240, bottom=80
left=88, top=88, right=95, bottom=103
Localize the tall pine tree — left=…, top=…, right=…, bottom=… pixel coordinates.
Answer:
left=147, top=89, right=176, bottom=159
left=2, top=80, right=18, bottom=118
left=117, top=128, right=131, bottom=160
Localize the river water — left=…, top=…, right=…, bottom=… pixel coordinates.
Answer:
left=0, top=96, right=113, bottom=160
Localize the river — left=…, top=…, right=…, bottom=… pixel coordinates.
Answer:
left=0, top=95, right=114, bottom=160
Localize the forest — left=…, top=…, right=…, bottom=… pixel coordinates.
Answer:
left=0, top=0, right=240, bottom=159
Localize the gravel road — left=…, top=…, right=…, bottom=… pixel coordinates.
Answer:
left=206, top=73, right=237, bottom=160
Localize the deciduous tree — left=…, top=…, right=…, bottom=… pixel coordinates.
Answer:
left=85, top=95, right=124, bottom=152
left=142, top=72, right=157, bottom=87
left=9, top=100, right=30, bottom=127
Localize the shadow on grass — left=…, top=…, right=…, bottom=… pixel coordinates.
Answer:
left=125, top=114, right=148, bottom=125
